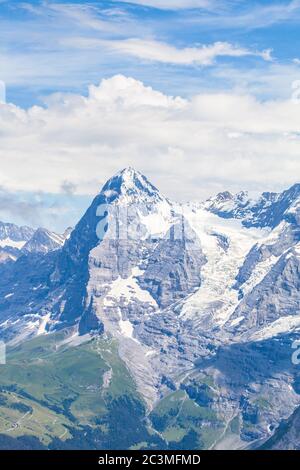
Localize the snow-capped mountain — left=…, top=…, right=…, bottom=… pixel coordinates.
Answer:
left=0, top=221, right=35, bottom=263
left=0, top=221, right=34, bottom=245
left=0, top=222, right=69, bottom=263
left=22, top=227, right=66, bottom=254
left=0, top=168, right=300, bottom=449
left=205, top=183, right=300, bottom=229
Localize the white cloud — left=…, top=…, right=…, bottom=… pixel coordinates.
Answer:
left=116, top=0, right=300, bottom=28
left=183, top=0, right=300, bottom=30
left=45, top=3, right=120, bottom=33
left=0, top=75, right=300, bottom=205
left=67, top=37, right=272, bottom=65
left=116, top=0, right=216, bottom=10
left=117, top=0, right=216, bottom=10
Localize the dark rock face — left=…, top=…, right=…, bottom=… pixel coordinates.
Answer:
left=235, top=223, right=299, bottom=290
left=78, top=298, right=104, bottom=336
left=138, top=222, right=206, bottom=309
left=260, top=406, right=300, bottom=450
left=228, top=249, right=300, bottom=333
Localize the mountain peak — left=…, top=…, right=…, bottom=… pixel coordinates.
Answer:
left=0, top=221, right=34, bottom=243
left=100, top=167, right=164, bottom=203
left=117, top=166, right=144, bottom=182
left=22, top=227, right=65, bottom=254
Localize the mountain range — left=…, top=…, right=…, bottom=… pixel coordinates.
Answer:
left=0, top=167, right=299, bottom=450
left=0, top=222, right=70, bottom=263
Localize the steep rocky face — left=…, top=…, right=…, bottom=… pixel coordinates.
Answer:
left=0, top=168, right=205, bottom=340
left=51, top=168, right=179, bottom=328
left=227, top=245, right=300, bottom=338
left=260, top=405, right=300, bottom=450
left=234, top=221, right=299, bottom=292
left=138, top=222, right=206, bottom=309
left=54, top=168, right=168, bottom=284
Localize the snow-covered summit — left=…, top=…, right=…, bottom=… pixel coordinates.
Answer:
left=0, top=221, right=35, bottom=263
left=22, top=227, right=66, bottom=254
left=100, top=167, right=166, bottom=205
left=204, top=183, right=300, bottom=229
left=0, top=221, right=34, bottom=247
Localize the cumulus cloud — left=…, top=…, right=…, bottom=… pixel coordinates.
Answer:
left=0, top=74, right=300, bottom=205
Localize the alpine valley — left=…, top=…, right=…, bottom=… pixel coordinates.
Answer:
left=0, top=167, right=300, bottom=450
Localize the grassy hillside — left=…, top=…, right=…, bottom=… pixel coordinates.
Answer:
left=0, top=332, right=159, bottom=449
left=0, top=331, right=225, bottom=449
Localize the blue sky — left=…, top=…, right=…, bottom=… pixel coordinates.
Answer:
left=0, top=1, right=300, bottom=231
left=2, top=0, right=300, bottom=106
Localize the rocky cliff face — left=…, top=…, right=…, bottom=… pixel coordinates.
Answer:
left=260, top=405, right=300, bottom=450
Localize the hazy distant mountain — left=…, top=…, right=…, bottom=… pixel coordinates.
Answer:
left=0, top=221, right=34, bottom=263
left=22, top=227, right=66, bottom=254
left=0, top=221, right=34, bottom=244
left=0, top=222, right=70, bottom=263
